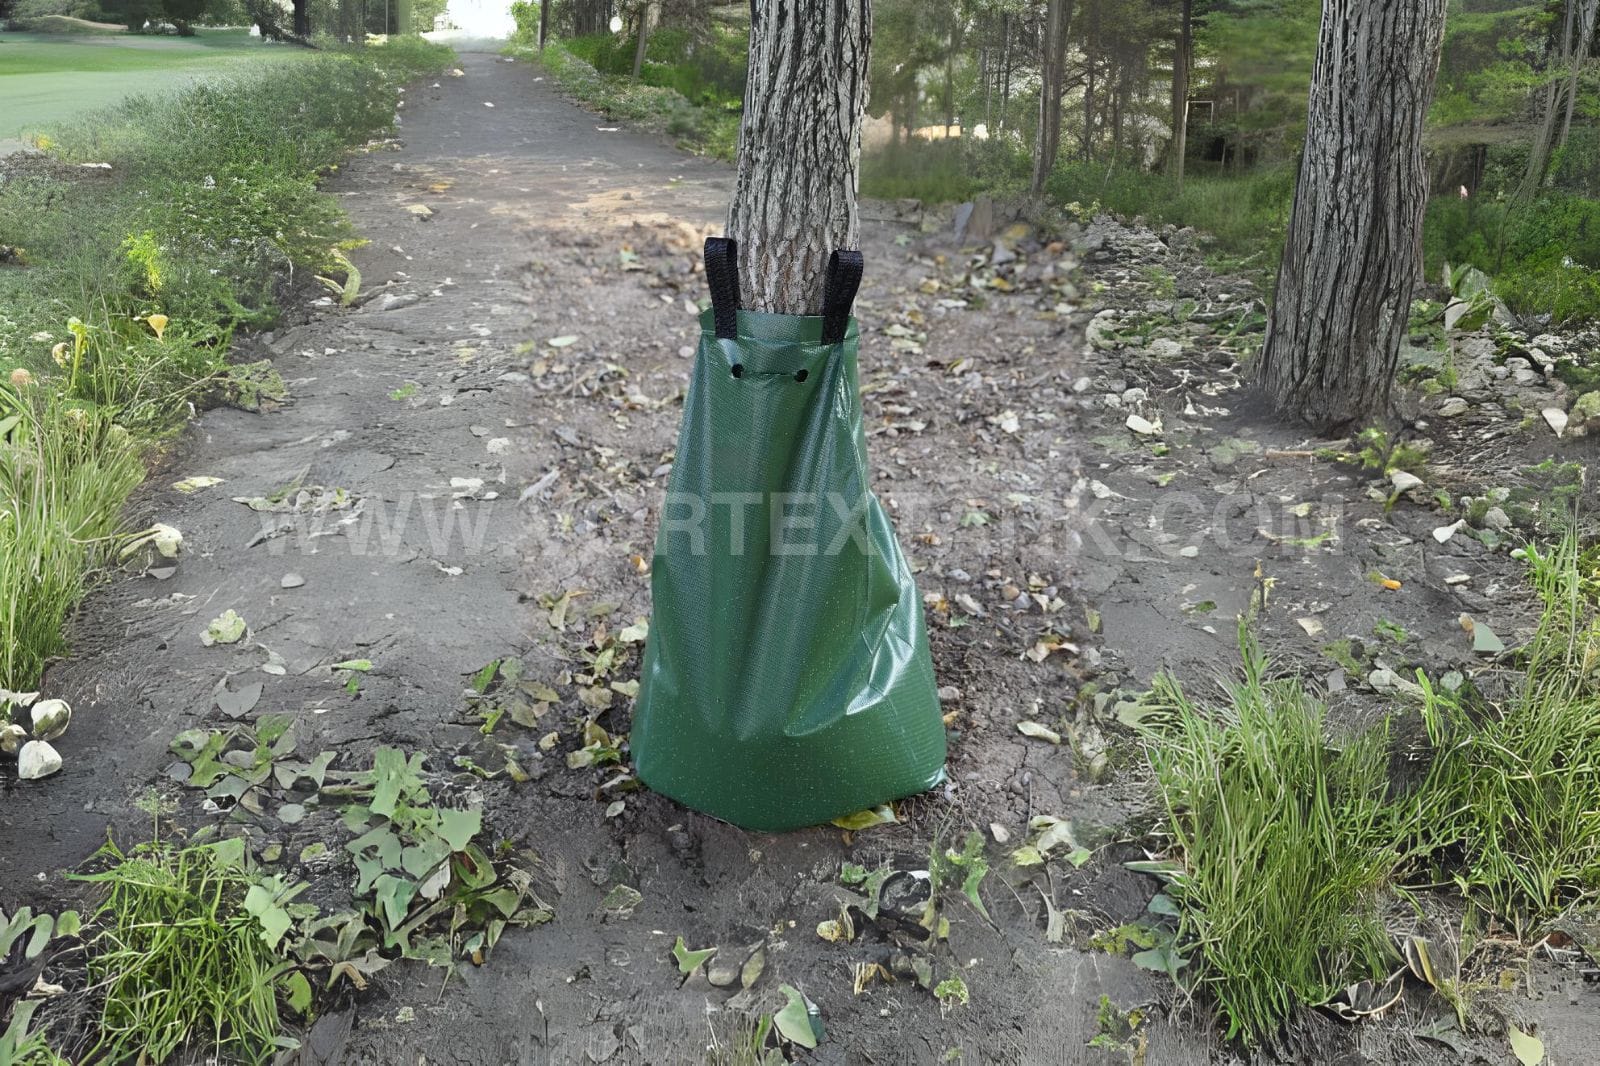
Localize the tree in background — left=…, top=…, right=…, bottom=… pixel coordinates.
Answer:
left=1520, top=0, right=1600, bottom=198
left=1031, top=0, right=1074, bottom=192
left=728, top=0, right=870, bottom=312
left=1257, top=0, right=1449, bottom=430
left=161, top=0, right=208, bottom=33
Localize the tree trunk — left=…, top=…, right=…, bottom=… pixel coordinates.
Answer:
left=631, top=1, right=652, bottom=80
left=1030, top=0, right=1074, bottom=195
left=1521, top=0, right=1578, bottom=198
left=538, top=0, right=549, bottom=49
left=727, top=0, right=871, bottom=316
left=999, top=14, right=1011, bottom=130
left=1170, top=0, right=1192, bottom=191
left=1256, top=0, right=1448, bottom=432
left=1558, top=0, right=1599, bottom=148
left=293, top=0, right=309, bottom=37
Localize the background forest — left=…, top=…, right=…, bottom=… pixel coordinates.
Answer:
left=513, top=0, right=1600, bottom=326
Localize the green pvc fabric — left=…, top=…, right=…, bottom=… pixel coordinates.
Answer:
left=633, top=306, right=947, bottom=831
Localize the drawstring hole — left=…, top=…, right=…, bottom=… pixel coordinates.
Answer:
left=730, top=363, right=744, bottom=379
left=794, top=369, right=809, bottom=383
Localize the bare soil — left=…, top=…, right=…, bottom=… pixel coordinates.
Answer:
left=4, top=48, right=1600, bottom=1066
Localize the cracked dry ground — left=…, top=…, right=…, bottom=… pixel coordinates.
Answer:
left=9, top=49, right=1599, bottom=1066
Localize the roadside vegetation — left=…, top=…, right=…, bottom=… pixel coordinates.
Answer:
left=0, top=38, right=452, bottom=713
left=506, top=3, right=744, bottom=159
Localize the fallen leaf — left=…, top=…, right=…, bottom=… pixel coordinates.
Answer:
left=1016, top=720, right=1062, bottom=744
left=830, top=804, right=897, bottom=831
left=173, top=476, right=223, bottom=493
left=774, top=985, right=820, bottom=1049
left=671, top=935, right=716, bottom=975
left=1508, top=1025, right=1544, bottom=1066
left=201, top=610, right=247, bottom=647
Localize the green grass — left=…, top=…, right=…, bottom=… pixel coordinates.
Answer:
left=1416, top=534, right=1600, bottom=926
left=0, top=36, right=452, bottom=691
left=0, top=385, right=144, bottom=687
left=1134, top=533, right=1600, bottom=1042
left=74, top=835, right=300, bottom=1065
left=1136, top=623, right=1401, bottom=1043
left=0, top=30, right=296, bottom=144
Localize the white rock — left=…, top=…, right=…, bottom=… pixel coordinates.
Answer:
left=1482, top=506, right=1512, bottom=531
left=30, top=699, right=70, bottom=741
left=1543, top=407, right=1568, bottom=437
left=1433, top=519, right=1465, bottom=544
left=1389, top=470, right=1424, bottom=493
left=1121, top=387, right=1148, bottom=405
left=1438, top=397, right=1470, bottom=418
left=18, top=740, right=62, bottom=780
left=1146, top=338, right=1183, bottom=359
left=0, top=723, right=24, bottom=755
left=1126, top=413, right=1159, bottom=436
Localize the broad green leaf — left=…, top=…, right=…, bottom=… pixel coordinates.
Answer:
left=773, top=984, right=820, bottom=1049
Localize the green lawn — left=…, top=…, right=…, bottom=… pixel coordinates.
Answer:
left=0, top=29, right=305, bottom=148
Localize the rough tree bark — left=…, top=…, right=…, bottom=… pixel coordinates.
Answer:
left=538, top=0, right=549, bottom=49
left=1169, top=0, right=1192, bottom=191
left=631, top=1, right=653, bottom=80
left=727, top=0, right=871, bottom=315
left=1256, top=0, right=1448, bottom=432
left=1030, top=0, right=1075, bottom=195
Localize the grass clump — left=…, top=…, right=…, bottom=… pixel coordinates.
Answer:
left=1135, top=532, right=1600, bottom=1043
left=0, top=384, right=144, bottom=687
left=1136, top=623, right=1400, bottom=1043
left=74, top=835, right=304, bottom=1065
left=1416, top=534, right=1600, bottom=926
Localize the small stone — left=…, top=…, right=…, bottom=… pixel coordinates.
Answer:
left=706, top=957, right=741, bottom=988
left=1542, top=407, right=1568, bottom=437
left=18, top=740, right=62, bottom=780
left=281, top=573, right=305, bottom=589
left=1514, top=368, right=1540, bottom=387
left=1437, top=397, right=1470, bottom=418
left=1121, top=387, right=1148, bottom=405
left=990, top=822, right=1011, bottom=844
left=1389, top=470, right=1424, bottom=493
left=1126, top=413, right=1158, bottom=436
left=937, top=686, right=962, bottom=703
left=375, top=293, right=420, bottom=312
left=30, top=699, right=71, bottom=741
left=1146, top=338, right=1183, bottom=359
left=1433, top=520, right=1465, bottom=544
left=0, top=723, right=24, bottom=755
left=1482, top=506, right=1512, bottom=531
left=1569, top=391, right=1600, bottom=436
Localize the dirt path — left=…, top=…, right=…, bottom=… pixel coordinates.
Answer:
left=8, top=46, right=1599, bottom=1066
left=1, top=50, right=1206, bottom=1066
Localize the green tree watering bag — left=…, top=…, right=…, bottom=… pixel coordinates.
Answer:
left=633, top=239, right=947, bottom=831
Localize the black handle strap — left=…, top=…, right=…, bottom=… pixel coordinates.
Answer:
left=704, top=236, right=740, bottom=340
left=821, top=249, right=864, bottom=345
